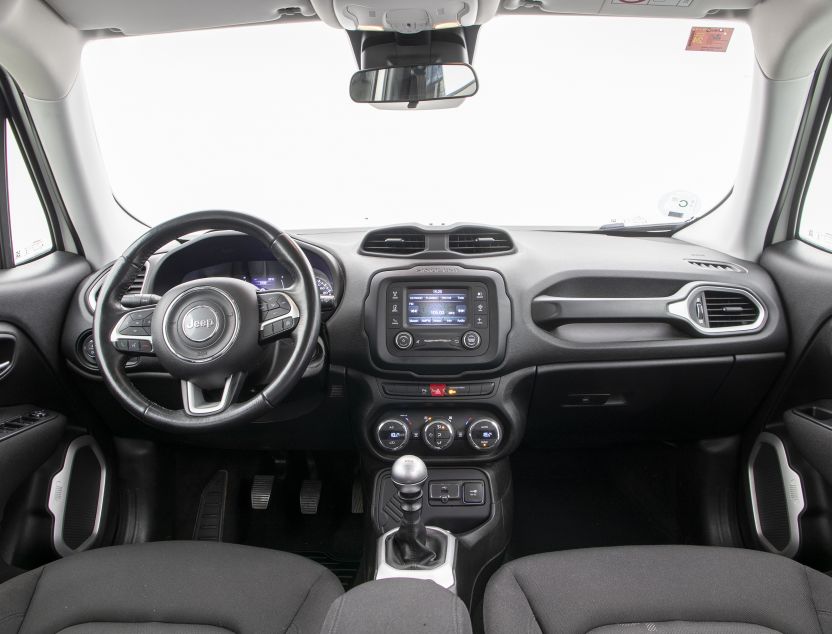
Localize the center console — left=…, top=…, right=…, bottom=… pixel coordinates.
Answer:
left=357, top=266, right=521, bottom=608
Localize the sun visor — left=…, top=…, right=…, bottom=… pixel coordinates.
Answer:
left=45, top=0, right=317, bottom=35
left=501, top=0, right=758, bottom=18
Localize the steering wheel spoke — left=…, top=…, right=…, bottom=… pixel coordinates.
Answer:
left=257, top=290, right=300, bottom=343
left=181, top=372, right=246, bottom=416
left=110, top=305, right=157, bottom=356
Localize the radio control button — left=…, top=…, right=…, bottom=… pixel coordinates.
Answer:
left=388, top=287, right=402, bottom=302
left=462, top=330, right=481, bottom=350
left=394, top=331, right=414, bottom=350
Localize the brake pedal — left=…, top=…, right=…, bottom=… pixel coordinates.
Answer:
left=193, top=470, right=228, bottom=541
left=300, top=479, right=322, bottom=515
left=250, top=475, right=274, bottom=510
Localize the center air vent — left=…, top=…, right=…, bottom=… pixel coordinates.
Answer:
left=449, top=229, right=514, bottom=255
left=703, top=289, right=761, bottom=328
left=362, top=230, right=426, bottom=256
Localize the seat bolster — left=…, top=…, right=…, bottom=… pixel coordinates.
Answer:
left=0, top=568, right=41, bottom=634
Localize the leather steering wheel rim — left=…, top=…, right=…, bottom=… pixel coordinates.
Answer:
left=92, top=210, right=322, bottom=432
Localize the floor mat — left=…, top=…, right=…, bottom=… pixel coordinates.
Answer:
left=508, top=445, right=682, bottom=559
left=173, top=449, right=364, bottom=589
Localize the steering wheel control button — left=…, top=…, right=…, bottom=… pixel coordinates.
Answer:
left=423, top=420, right=454, bottom=451
left=467, top=418, right=502, bottom=451
left=376, top=419, right=411, bottom=451
left=394, top=331, right=414, bottom=350
left=462, top=330, right=481, bottom=350
left=462, top=481, right=485, bottom=505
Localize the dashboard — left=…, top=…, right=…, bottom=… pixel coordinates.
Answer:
left=60, top=223, right=790, bottom=461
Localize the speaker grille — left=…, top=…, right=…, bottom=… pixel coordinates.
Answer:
left=62, top=445, right=102, bottom=549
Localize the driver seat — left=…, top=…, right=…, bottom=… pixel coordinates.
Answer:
left=0, top=541, right=343, bottom=633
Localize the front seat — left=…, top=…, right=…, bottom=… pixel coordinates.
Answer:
left=484, top=545, right=832, bottom=634
left=0, top=541, right=343, bottom=633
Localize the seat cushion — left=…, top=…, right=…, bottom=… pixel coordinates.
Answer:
left=0, top=541, right=343, bottom=634
left=484, top=545, right=832, bottom=634
left=322, top=579, right=472, bottom=634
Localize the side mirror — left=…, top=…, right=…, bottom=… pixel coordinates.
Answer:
left=349, top=63, right=478, bottom=105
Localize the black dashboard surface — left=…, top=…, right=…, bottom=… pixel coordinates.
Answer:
left=65, top=227, right=788, bottom=378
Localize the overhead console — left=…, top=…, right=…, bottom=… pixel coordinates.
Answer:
left=364, top=266, right=511, bottom=371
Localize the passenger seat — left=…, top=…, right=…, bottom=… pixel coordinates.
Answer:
left=484, top=545, right=832, bottom=633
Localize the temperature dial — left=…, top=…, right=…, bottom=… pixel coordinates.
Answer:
left=467, top=418, right=502, bottom=451
left=423, top=419, right=454, bottom=451
left=376, top=419, right=410, bottom=452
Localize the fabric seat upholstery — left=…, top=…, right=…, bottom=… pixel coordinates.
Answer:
left=0, top=541, right=343, bottom=634
left=484, top=545, right=832, bottom=634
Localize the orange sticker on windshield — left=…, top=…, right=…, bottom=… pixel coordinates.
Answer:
left=686, top=27, right=734, bottom=53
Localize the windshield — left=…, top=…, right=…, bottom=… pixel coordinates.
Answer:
left=82, top=16, right=753, bottom=231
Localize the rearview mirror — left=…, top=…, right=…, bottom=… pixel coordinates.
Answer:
left=349, top=63, right=478, bottom=105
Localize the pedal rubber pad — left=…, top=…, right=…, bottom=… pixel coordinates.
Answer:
left=193, top=470, right=228, bottom=541
left=250, top=475, right=275, bottom=510
left=300, top=479, right=322, bottom=515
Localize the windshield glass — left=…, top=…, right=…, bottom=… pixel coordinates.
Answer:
left=82, top=16, right=754, bottom=231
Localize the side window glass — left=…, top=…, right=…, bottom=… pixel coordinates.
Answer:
left=6, top=120, right=53, bottom=264
left=799, top=122, right=832, bottom=251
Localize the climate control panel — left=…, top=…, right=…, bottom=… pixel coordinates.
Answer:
left=374, top=411, right=503, bottom=457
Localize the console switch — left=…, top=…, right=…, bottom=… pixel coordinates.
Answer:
left=463, top=481, right=485, bottom=505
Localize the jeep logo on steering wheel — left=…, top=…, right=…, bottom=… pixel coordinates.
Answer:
left=181, top=306, right=220, bottom=342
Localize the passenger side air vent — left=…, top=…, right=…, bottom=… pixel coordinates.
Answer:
left=703, top=289, right=761, bottom=328
left=362, top=230, right=427, bottom=256
left=686, top=259, right=745, bottom=273
left=448, top=229, right=514, bottom=255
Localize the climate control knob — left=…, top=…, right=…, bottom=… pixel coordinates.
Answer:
left=423, top=419, right=454, bottom=451
left=376, top=419, right=411, bottom=452
left=467, top=418, right=502, bottom=451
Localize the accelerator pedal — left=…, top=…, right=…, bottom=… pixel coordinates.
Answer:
left=351, top=476, right=363, bottom=514
left=193, top=470, right=228, bottom=542
left=250, top=475, right=275, bottom=510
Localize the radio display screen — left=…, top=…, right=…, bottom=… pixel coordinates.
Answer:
left=407, top=288, right=468, bottom=327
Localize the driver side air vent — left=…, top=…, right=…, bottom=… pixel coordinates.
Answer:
left=703, top=289, right=761, bottom=328
left=125, top=264, right=147, bottom=294
left=362, top=230, right=426, bottom=256
left=448, top=229, right=514, bottom=255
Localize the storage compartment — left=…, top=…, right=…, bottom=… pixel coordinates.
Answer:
left=527, top=353, right=784, bottom=445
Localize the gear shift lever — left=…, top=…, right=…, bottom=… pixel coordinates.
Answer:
left=390, top=455, right=439, bottom=567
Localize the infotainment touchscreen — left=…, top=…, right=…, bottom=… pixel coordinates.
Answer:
left=406, top=288, right=468, bottom=326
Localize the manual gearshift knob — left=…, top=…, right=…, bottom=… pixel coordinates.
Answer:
left=391, top=455, right=427, bottom=487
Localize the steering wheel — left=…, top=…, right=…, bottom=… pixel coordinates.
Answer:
left=92, top=211, right=321, bottom=432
